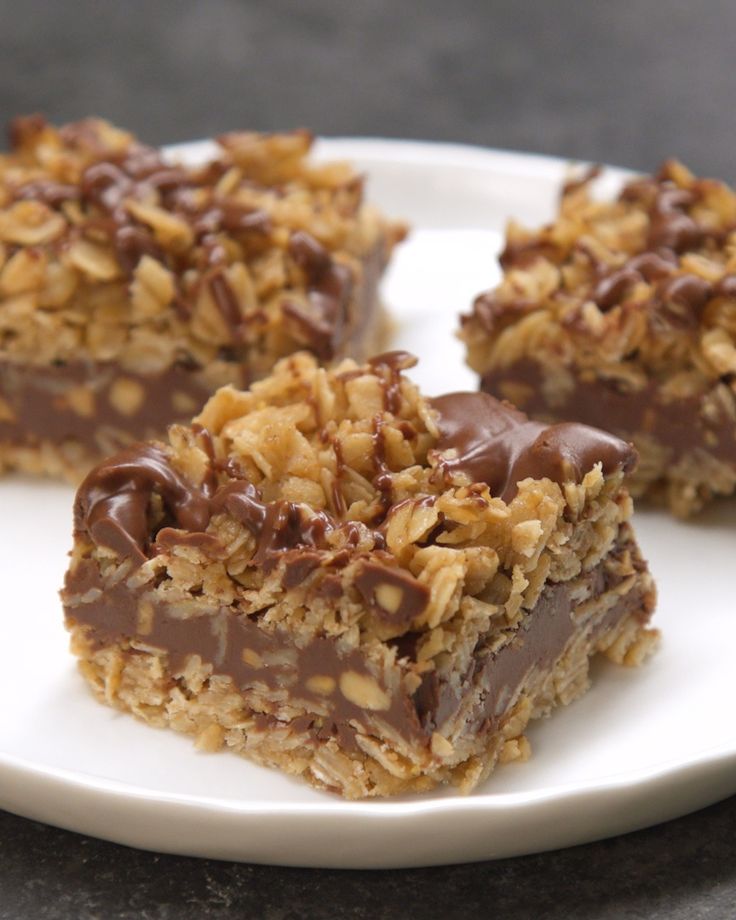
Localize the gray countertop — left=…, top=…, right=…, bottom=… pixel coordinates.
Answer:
left=1, top=1, right=735, bottom=916
left=2, top=799, right=735, bottom=920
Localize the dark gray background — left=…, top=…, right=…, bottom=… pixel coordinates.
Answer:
left=1, top=0, right=735, bottom=177
left=1, top=1, right=735, bottom=917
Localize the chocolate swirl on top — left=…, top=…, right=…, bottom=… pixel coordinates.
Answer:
left=74, top=443, right=387, bottom=565
left=429, top=392, right=636, bottom=501
left=74, top=444, right=211, bottom=563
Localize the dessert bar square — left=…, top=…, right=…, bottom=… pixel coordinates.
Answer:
left=461, top=160, right=736, bottom=516
left=0, top=116, right=403, bottom=480
left=62, top=351, right=657, bottom=798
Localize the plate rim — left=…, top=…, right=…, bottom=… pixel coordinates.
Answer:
left=2, top=738, right=736, bottom=816
left=170, top=134, right=637, bottom=184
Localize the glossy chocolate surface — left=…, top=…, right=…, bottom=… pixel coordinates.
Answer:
left=430, top=391, right=636, bottom=500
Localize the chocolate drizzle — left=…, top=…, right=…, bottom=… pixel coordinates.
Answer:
left=3, top=118, right=394, bottom=377
left=593, top=267, right=644, bottom=311
left=589, top=250, right=679, bottom=311
left=74, top=440, right=392, bottom=571
left=367, top=351, right=417, bottom=413
left=210, top=479, right=364, bottom=565
left=75, top=444, right=211, bottom=563
left=556, top=167, right=736, bottom=322
left=430, top=392, right=636, bottom=501
left=283, top=231, right=354, bottom=359
left=592, top=260, right=713, bottom=326
left=464, top=293, right=537, bottom=335
left=12, top=133, right=273, bottom=338
left=72, top=353, right=438, bottom=566
left=657, top=274, right=712, bottom=327
left=370, top=415, right=394, bottom=517
left=646, top=186, right=704, bottom=252
left=13, top=180, right=81, bottom=207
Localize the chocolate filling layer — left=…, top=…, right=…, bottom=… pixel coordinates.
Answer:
left=0, top=359, right=235, bottom=454
left=62, top=548, right=646, bottom=751
left=481, top=359, right=736, bottom=464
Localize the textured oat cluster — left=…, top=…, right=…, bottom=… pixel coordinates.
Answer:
left=0, top=116, right=402, bottom=375
left=462, top=160, right=736, bottom=514
left=64, top=353, right=656, bottom=797
left=140, top=353, right=629, bottom=633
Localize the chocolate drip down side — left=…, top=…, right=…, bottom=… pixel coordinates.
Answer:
left=429, top=391, right=636, bottom=501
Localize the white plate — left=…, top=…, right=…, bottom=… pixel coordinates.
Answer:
left=1, top=139, right=735, bottom=869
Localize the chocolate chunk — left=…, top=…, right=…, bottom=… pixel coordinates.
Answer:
left=282, top=551, right=323, bottom=589
left=355, top=562, right=429, bottom=627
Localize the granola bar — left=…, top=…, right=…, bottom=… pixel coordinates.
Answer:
left=461, top=160, right=736, bottom=516
left=0, top=116, right=403, bottom=480
left=61, top=351, right=657, bottom=798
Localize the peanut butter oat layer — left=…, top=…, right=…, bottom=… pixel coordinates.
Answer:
left=462, top=160, right=736, bottom=516
left=61, top=351, right=657, bottom=799
left=0, top=116, right=403, bottom=480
